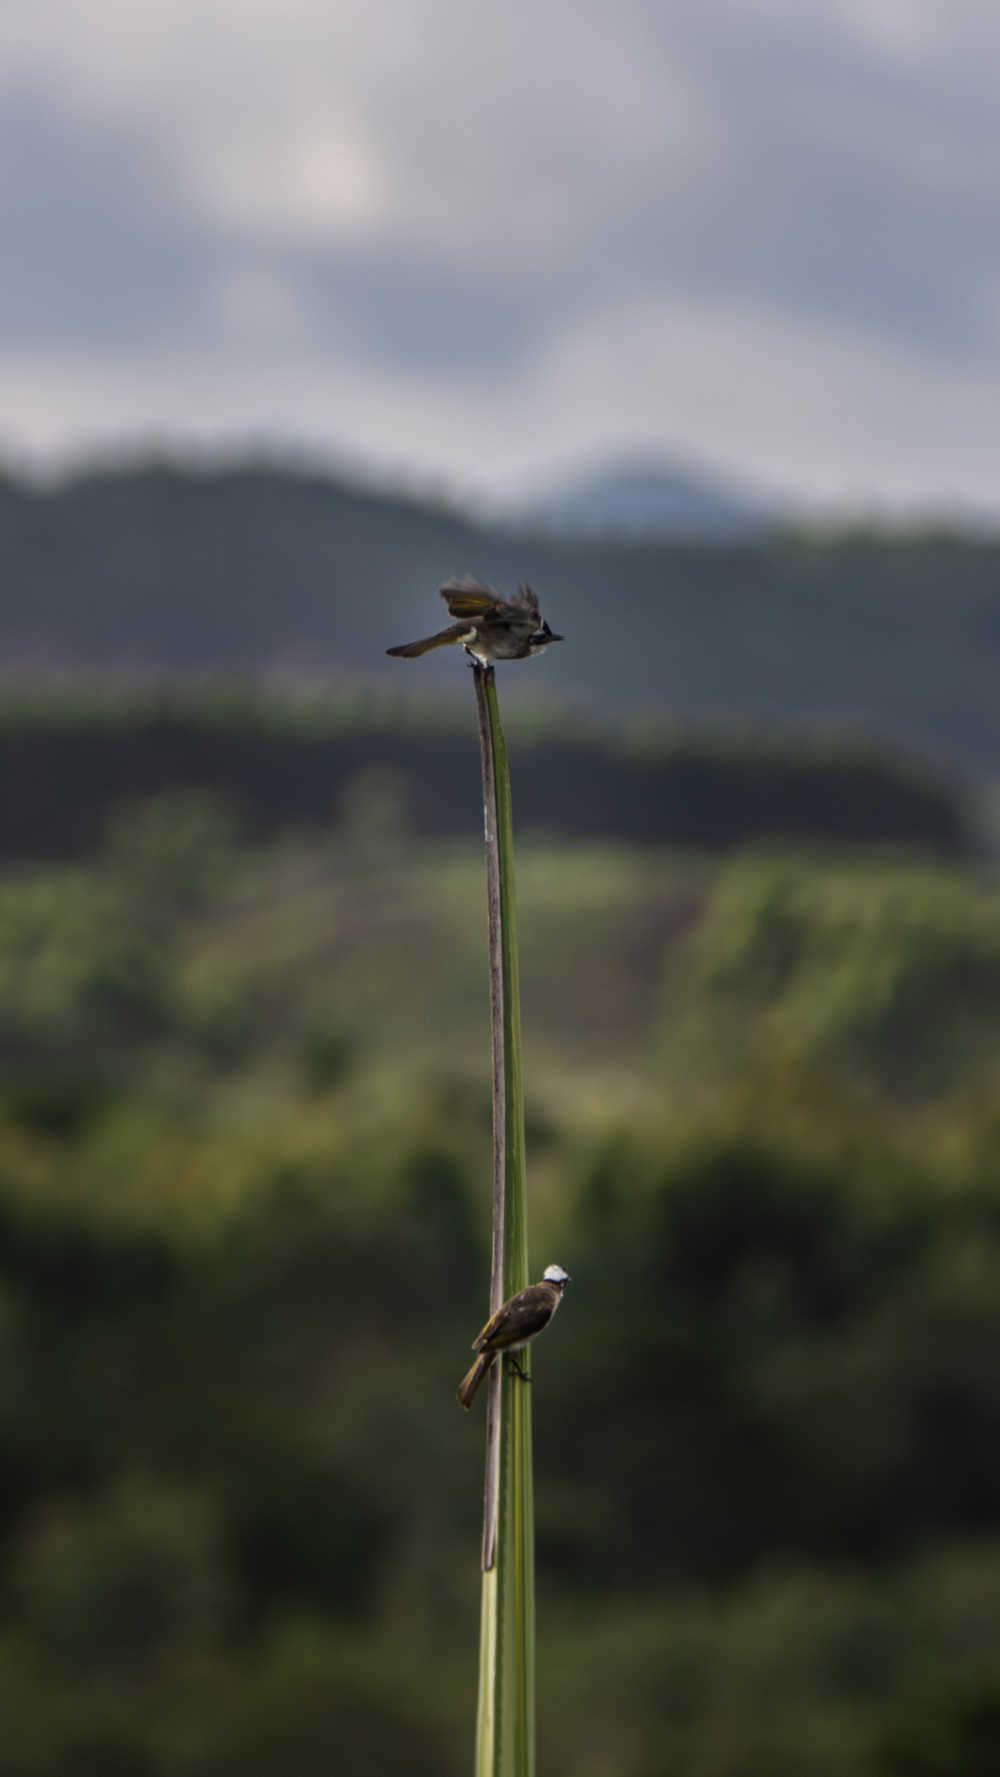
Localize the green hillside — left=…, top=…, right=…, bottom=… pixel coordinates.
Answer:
left=2, top=756, right=1000, bottom=1772
left=3, top=457, right=1000, bottom=770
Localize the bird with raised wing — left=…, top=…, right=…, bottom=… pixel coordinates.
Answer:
left=456, top=1264, right=571, bottom=1409
left=388, top=576, right=563, bottom=665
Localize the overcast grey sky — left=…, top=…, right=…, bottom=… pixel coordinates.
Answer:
left=3, top=0, right=999, bottom=512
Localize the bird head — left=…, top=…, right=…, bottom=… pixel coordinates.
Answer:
left=542, top=1263, right=571, bottom=1290
left=529, top=620, right=563, bottom=651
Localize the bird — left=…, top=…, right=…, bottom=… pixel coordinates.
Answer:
left=388, top=576, right=563, bottom=665
left=457, top=1264, right=571, bottom=1409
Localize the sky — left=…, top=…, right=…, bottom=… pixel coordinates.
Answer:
left=3, top=0, right=1000, bottom=515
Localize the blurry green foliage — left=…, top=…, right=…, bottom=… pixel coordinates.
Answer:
left=0, top=776, right=998, bottom=1771
left=880, top=1672, right=1000, bottom=1776
left=670, top=852, right=1000, bottom=1094
left=13, top=1477, right=229, bottom=1671
left=102, top=790, right=239, bottom=931
left=296, top=1014, right=358, bottom=1093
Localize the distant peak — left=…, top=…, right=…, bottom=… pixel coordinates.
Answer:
left=502, top=448, right=783, bottom=540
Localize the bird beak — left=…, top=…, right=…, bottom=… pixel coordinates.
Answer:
left=548, top=632, right=564, bottom=643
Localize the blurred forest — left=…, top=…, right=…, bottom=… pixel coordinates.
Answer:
left=2, top=671, right=1000, bottom=1774
left=4, top=456, right=1000, bottom=771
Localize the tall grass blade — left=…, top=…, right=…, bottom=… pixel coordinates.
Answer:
left=473, top=664, right=535, bottom=1777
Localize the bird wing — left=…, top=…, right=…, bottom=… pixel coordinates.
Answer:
left=471, top=1300, right=509, bottom=1351
left=510, top=583, right=540, bottom=618
left=440, top=576, right=501, bottom=619
left=472, top=1284, right=552, bottom=1352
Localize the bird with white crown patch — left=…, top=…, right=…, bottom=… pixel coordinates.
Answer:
left=456, top=1265, right=571, bottom=1409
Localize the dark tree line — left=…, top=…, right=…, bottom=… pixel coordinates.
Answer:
left=0, top=695, right=970, bottom=859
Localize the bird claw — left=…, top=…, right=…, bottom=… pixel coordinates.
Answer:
left=504, top=1356, right=532, bottom=1383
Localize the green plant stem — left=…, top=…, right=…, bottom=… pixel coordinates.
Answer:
left=472, top=663, right=535, bottom=1777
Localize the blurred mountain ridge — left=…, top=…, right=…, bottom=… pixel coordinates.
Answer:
left=2, top=454, right=1000, bottom=773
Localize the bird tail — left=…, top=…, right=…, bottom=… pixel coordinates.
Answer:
left=387, top=623, right=471, bottom=658
left=457, top=1350, right=494, bottom=1409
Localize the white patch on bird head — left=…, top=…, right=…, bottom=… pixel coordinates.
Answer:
left=543, top=1264, right=571, bottom=1285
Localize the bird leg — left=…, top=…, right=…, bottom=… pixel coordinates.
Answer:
left=503, top=1354, right=532, bottom=1383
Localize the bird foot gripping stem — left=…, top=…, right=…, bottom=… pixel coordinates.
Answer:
left=503, top=1355, right=532, bottom=1383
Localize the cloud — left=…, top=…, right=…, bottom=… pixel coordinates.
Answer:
left=0, top=82, right=222, bottom=349
left=1, top=0, right=1000, bottom=505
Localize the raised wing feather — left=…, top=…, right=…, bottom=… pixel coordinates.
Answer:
left=439, top=575, right=500, bottom=619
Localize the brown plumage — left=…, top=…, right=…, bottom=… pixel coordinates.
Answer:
left=456, top=1265, right=571, bottom=1409
left=388, top=577, right=562, bottom=665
